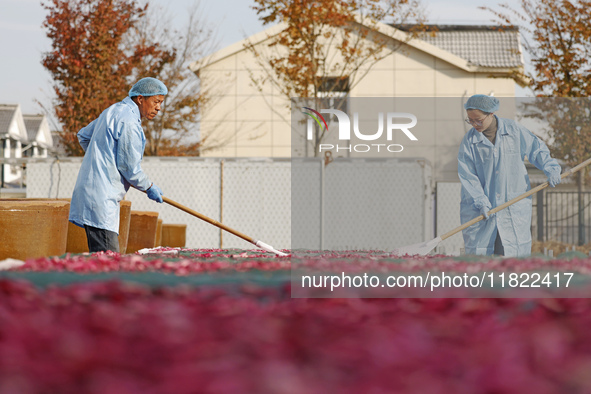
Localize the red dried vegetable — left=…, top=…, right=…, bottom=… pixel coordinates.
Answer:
left=2, top=250, right=591, bottom=392
left=1, top=281, right=591, bottom=392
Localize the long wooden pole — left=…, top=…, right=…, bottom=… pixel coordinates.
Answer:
left=161, top=195, right=287, bottom=256
left=440, top=156, right=591, bottom=241
left=162, top=196, right=256, bottom=245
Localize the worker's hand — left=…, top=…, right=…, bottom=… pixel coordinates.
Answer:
left=548, top=172, right=561, bottom=188
left=475, top=199, right=493, bottom=220
left=147, top=184, right=163, bottom=203
left=479, top=205, right=491, bottom=219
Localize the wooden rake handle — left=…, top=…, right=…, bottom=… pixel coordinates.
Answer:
left=440, top=156, right=591, bottom=241
left=162, top=196, right=256, bottom=245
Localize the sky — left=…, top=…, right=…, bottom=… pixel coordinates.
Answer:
left=0, top=0, right=510, bottom=116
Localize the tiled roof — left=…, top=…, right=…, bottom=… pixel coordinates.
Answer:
left=0, top=105, right=17, bottom=137
left=395, top=25, right=523, bottom=69
left=23, top=115, right=43, bottom=142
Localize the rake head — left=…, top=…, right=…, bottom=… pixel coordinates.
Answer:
left=391, top=236, right=442, bottom=257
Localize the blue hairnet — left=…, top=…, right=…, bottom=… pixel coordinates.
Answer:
left=464, top=94, right=499, bottom=113
left=129, top=77, right=168, bottom=97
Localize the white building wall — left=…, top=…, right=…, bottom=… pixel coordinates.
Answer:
left=198, top=30, right=518, bottom=186
left=2, top=138, right=24, bottom=185
left=199, top=43, right=292, bottom=159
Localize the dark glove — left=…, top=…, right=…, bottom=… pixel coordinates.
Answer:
left=147, top=184, right=163, bottom=203
left=548, top=172, right=561, bottom=188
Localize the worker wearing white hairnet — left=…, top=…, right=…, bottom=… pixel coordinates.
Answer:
left=458, top=94, right=562, bottom=257
left=69, top=77, right=167, bottom=253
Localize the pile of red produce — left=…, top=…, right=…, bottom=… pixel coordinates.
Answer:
left=2, top=250, right=591, bottom=392
left=10, top=249, right=591, bottom=276
left=12, top=249, right=290, bottom=275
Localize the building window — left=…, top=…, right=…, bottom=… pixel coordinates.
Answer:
left=317, top=76, right=349, bottom=114
left=319, top=76, right=350, bottom=93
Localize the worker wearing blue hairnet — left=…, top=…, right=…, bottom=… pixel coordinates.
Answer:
left=458, top=94, right=562, bottom=257
left=69, top=77, right=167, bottom=253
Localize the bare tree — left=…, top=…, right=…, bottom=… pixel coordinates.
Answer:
left=130, top=1, right=230, bottom=156
left=244, top=0, right=428, bottom=155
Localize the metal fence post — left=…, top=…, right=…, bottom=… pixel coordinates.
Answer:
left=320, top=158, right=324, bottom=251
left=0, top=139, right=5, bottom=188
left=537, top=188, right=544, bottom=241
left=578, top=173, right=586, bottom=246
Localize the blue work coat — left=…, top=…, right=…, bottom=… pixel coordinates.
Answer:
left=458, top=116, right=561, bottom=257
left=69, top=97, right=152, bottom=233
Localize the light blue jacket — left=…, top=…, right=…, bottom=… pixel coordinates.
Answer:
left=458, top=116, right=560, bottom=257
left=69, top=97, right=152, bottom=233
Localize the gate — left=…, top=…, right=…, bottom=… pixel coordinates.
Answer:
left=533, top=190, right=591, bottom=245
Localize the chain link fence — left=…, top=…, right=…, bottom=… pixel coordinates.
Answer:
left=23, top=157, right=435, bottom=252
left=18, top=157, right=588, bottom=253
left=292, top=158, right=433, bottom=251
left=26, top=157, right=291, bottom=250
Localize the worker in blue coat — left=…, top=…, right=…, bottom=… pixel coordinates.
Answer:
left=69, top=77, right=167, bottom=253
left=458, top=95, right=562, bottom=257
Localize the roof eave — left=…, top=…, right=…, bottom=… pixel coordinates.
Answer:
left=369, top=19, right=528, bottom=84
left=191, top=18, right=477, bottom=75
left=191, top=17, right=526, bottom=83
left=189, top=22, right=288, bottom=74
left=467, top=66, right=531, bottom=87
left=366, top=18, right=527, bottom=76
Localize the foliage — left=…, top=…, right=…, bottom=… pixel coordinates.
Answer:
left=41, top=0, right=170, bottom=156
left=484, top=0, right=591, bottom=179
left=520, top=98, right=591, bottom=171
left=42, top=0, right=221, bottom=157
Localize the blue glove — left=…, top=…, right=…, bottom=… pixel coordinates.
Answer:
left=475, top=199, right=493, bottom=220
left=548, top=172, right=561, bottom=188
left=479, top=205, right=491, bottom=219
left=147, top=184, right=163, bottom=203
